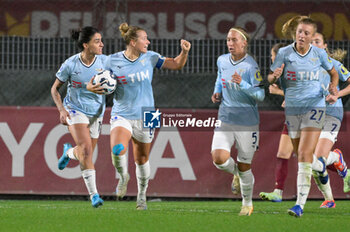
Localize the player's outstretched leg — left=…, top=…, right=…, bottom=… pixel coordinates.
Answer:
left=58, top=143, right=72, bottom=170
left=333, top=149, right=348, bottom=178
left=91, top=193, right=104, bottom=208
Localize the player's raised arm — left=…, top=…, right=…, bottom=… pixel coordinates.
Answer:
left=162, top=39, right=191, bottom=70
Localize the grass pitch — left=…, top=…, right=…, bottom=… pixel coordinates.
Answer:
left=1, top=199, right=350, bottom=232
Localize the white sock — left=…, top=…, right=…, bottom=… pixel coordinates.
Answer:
left=296, top=162, right=312, bottom=209
left=273, top=189, right=283, bottom=196
left=112, top=153, right=128, bottom=180
left=312, top=171, right=333, bottom=201
left=326, top=152, right=339, bottom=166
left=238, top=169, right=254, bottom=207
left=312, top=155, right=324, bottom=172
left=67, top=147, right=78, bottom=160
left=136, top=161, right=150, bottom=200
left=214, top=157, right=238, bottom=175
left=82, top=169, right=98, bottom=199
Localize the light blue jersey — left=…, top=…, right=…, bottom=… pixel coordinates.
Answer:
left=56, top=53, right=108, bottom=117
left=320, top=58, right=350, bottom=121
left=213, top=54, right=265, bottom=126
left=106, top=51, right=165, bottom=120
left=271, top=43, right=334, bottom=115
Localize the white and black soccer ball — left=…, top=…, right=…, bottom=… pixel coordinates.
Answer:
left=93, top=70, right=117, bottom=95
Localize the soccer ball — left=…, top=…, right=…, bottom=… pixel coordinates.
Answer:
left=93, top=70, right=117, bottom=95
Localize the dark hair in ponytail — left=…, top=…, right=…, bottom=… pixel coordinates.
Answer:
left=71, top=26, right=100, bottom=51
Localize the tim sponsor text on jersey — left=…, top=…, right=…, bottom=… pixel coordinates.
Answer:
left=286, top=70, right=320, bottom=81
left=117, top=70, right=150, bottom=85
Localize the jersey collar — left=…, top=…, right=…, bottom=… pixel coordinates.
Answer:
left=122, top=51, right=142, bottom=63
left=229, top=54, right=247, bottom=66
left=78, top=53, right=97, bottom=68
left=292, top=42, right=312, bottom=57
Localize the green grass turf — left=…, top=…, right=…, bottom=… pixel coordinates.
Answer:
left=1, top=199, right=350, bottom=232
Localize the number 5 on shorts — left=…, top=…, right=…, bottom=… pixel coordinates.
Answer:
left=252, top=132, right=257, bottom=145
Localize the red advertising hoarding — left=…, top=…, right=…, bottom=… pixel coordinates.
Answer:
left=0, top=106, right=349, bottom=199
left=0, top=1, right=349, bottom=40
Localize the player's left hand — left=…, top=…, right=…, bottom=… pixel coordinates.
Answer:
left=326, top=94, right=338, bottom=104
left=232, top=72, right=242, bottom=84
left=86, top=76, right=105, bottom=94
left=180, top=39, right=191, bottom=53
left=327, top=84, right=339, bottom=104
left=329, top=83, right=338, bottom=96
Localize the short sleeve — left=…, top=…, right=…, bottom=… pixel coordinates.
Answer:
left=56, top=61, right=70, bottom=82
left=148, top=51, right=165, bottom=69
left=249, top=64, right=263, bottom=87
left=319, top=49, right=333, bottom=71
left=336, top=62, right=350, bottom=82
left=270, top=50, right=284, bottom=72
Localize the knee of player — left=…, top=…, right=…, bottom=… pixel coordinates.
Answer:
left=135, top=155, right=149, bottom=164
left=112, top=144, right=125, bottom=156
left=298, top=149, right=313, bottom=159
left=212, top=156, right=222, bottom=164
left=77, top=144, right=93, bottom=157
left=211, top=150, right=226, bottom=163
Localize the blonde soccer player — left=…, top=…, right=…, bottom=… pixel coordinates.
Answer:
left=211, top=27, right=265, bottom=216
left=105, top=22, right=191, bottom=209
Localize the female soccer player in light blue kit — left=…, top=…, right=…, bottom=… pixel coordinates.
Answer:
left=311, top=32, right=350, bottom=204
left=261, top=33, right=350, bottom=208
left=51, top=27, right=107, bottom=207
left=211, top=27, right=265, bottom=216
left=268, top=16, right=339, bottom=217
left=105, top=22, right=191, bottom=209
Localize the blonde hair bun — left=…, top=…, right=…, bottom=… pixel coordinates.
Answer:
left=119, top=22, right=129, bottom=37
